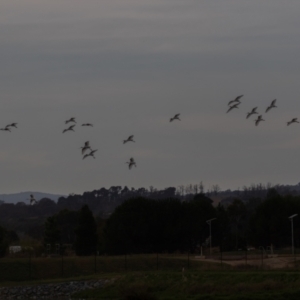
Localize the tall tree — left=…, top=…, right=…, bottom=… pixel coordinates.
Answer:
left=0, top=225, right=8, bottom=257
left=227, top=199, right=247, bottom=250
left=74, top=205, right=97, bottom=255
left=43, top=216, right=61, bottom=248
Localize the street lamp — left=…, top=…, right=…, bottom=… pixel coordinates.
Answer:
left=206, top=218, right=216, bottom=255
left=288, top=214, right=298, bottom=255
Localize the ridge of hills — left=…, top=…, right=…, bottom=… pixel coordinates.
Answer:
left=0, top=192, right=65, bottom=204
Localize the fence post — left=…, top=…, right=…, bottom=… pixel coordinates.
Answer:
left=28, top=251, right=32, bottom=280
left=94, top=248, right=97, bottom=273
left=61, top=250, right=64, bottom=278
left=294, top=246, right=297, bottom=268
left=220, top=245, right=223, bottom=268
left=124, top=250, right=127, bottom=272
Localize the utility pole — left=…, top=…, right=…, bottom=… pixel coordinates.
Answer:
left=289, top=214, right=298, bottom=255
left=206, top=218, right=216, bottom=256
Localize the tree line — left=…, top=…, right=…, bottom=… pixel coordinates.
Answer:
left=31, top=190, right=300, bottom=256
left=1, top=185, right=300, bottom=256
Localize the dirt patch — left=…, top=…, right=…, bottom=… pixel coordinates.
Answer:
left=200, top=256, right=299, bottom=269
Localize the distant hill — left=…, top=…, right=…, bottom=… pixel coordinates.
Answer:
left=0, top=192, right=65, bottom=204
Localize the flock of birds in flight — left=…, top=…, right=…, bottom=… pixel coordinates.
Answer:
left=2, top=95, right=298, bottom=176
left=0, top=112, right=182, bottom=172
left=3, top=95, right=299, bottom=205
left=23, top=115, right=182, bottom=204
left=226, top=95, right=299, bottom=126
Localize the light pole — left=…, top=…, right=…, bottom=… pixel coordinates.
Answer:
left=206, top=218, right=216, bottom=255
left=288, top=214, right=298, bottom=255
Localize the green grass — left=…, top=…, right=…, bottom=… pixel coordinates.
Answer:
left=72, top=271, right=300, bottom=300
left=0, top=254, right=225, bottom=283
left=1, top=254, right=300, bottom=300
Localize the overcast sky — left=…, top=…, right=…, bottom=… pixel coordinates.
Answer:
left=1, top=0, right=300, bottom=195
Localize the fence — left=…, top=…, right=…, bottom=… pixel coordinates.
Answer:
left=0, top=249, right=299, bottom=282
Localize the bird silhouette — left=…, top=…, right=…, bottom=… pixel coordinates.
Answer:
left=62, top=125, right=75, bottom=133
left=89, top=149, right=98, bottom=158
left=8, top=123, right=18, bottom=128
left=83, top=149, right=97, bottom=159
left=226, top=103, right=240, bottom=113
left=228, top=95, right=243, bottom=106
left=246, top=107, right=258, bottom=119
left=287, top=118, right=299, bottom=126
left=123, top=135, right=135, bottom=144
left=29, top=194, right=37, bottom=205
left=83, top=153, right=92, bottom=159
left=265, top=99, right=277, bottom=113
left=0, top=126, right=11, bottom=132
left=170, top=114, right=181, bottom=122
left=82, top=123, right=93, bottom=127
left=81, top=141, right=91, bottom=155
left=65, top=117, right=76, bottom=124
left=255, top=115, right=265, bottom=126
left=126, top=157, right=137, bottom=169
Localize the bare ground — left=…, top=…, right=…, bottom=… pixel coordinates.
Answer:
left=195, top=255, right=300, bottom=269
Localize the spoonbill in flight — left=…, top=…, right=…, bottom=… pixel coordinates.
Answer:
left=265, top=99, right=277, bottom=113
left=246, top=107, right=258, bottom=119
left=255, top=115, right=265, bottom=126
left=123, top=135, right=135, bottom=144
left=228, top=95, right=243, bottom=106
left=287, top=118, right=299, bottom=126
left=170, top=114, right=181, bottom=122
left=126, top=157, right=137, bottom=169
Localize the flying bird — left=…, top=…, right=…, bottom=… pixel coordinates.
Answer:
left=228, top=95, right=243, bottom=106
left=82, top=123, right=93, bottom=127
left=29, top=194, right=37, bottom=205
left=89, top=149, right=98, bottom=157
left=246, top=107, right=258, bottom=119
left=226, top=103, right=240, bottom=113
left=65, top=117, right=76, bottom=124
left=255, top=115, right=265, bottom=126
left=83, top=149, right=98, bottom=159
left=170, top=114, right=181, bottom=122
left=287, top=118, right=299, bottom=126
left=123, top=135, right=135, bottom=144
left=7, top=123, right=18, bottom=128
left=126, top=157, right=136, bottom=169
left=0, top=126, right=11, bottom=132
left=62, top=125, right=75, bottom=133
left=81, top=141, right=91, bottom=154
left=83, top=153, right=93, bottom=160
left=265, top=99, right=277, bottom=113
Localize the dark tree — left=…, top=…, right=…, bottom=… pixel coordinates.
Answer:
left=104, top=197, right=158, bottom=254
left=104, top=195, right=216, bottom=254
left=0, top=225, right=8, bottom=257
left=249, top=194, right=300, bottom=247
left=227, top=199, right=248, bottom=250
left=74, top=205, right=97, bottom=256
left=43, top=216, right=61, bottom=247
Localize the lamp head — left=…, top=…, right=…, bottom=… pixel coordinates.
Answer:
left=289, top=214, right=298, bottom=219
left=206, top=218, right=216, bottom=224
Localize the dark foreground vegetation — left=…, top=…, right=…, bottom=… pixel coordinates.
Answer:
left=0, top=254, right=212, bottom=282
left=72, top=270, right=300, bottom=300
left=1, top=255, right=300, bottom=300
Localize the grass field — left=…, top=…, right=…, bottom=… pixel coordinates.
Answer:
left=72, top=270, right=300, bottom=300
left=1, top=254, right=300, bottom=299
left=0, top=254, right=224, bottom=282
